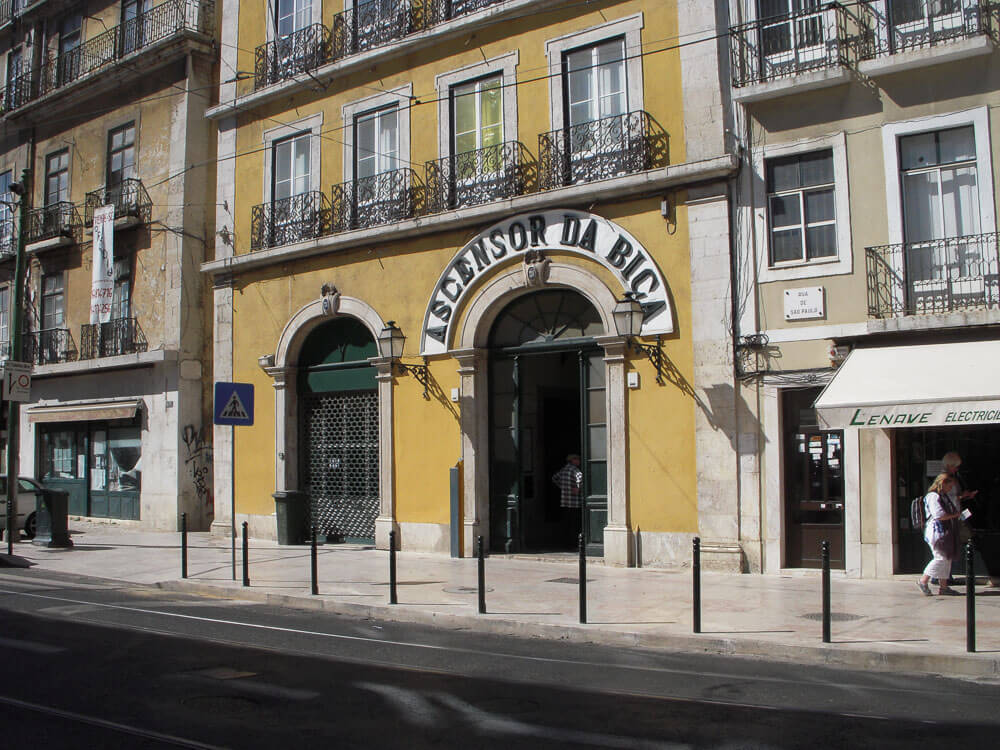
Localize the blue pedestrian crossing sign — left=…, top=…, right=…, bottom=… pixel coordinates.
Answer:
left=214, top=382, right=254, bottom=426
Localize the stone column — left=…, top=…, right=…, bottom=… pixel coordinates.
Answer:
left=262, top=365, right=294, bottom=493
left=454, top=348, right=487, bottom=557
left=210, top=273, right=234, bottom=537
left=843, top=426, right=862, bottom=577
left=372, top=356, right=397, bottom=550
left=597, top=335, right=631, bottom=566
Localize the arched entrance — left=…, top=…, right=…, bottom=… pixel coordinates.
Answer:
left=297, top=318, right=379, bottom=543
left=488, top=290, right=607, bottom=554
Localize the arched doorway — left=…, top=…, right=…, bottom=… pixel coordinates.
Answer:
left=488, top=290, right=606, bottom=554
left=297, top=318, right=379, bottom=543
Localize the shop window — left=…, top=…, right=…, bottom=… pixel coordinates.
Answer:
left=45, top=149, right=70, bottom=206
left=766, top=149, right=836, bottom=266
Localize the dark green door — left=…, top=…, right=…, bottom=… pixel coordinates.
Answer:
left=581, top=351, right=607, bottom=554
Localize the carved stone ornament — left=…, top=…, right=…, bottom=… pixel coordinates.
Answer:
left=522, top=250, right=551, bottom=288
left=320, top=283, right=341, bottom=316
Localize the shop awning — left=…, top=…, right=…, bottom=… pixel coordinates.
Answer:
left=814, top=341, right=1000, bottom=429
left=26, top=400, right=143, bottom=424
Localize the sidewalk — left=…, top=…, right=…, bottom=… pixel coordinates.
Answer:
left=3, top=520, right=999, bottom=681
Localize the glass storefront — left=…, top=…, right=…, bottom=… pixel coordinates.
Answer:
left=39, top=422, right=141, bottom=520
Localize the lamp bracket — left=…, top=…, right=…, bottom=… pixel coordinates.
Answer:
left=396, top=357, right=431, bottom=400
left=630, top=336, right=664, bottom=385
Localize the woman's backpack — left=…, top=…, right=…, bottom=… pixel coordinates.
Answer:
left=910, top=495, right=927, bottom=529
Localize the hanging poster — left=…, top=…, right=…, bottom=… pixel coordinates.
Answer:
left=91, top=204, right=115, bottom=324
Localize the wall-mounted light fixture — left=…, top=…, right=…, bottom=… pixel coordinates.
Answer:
left=377, top=321, right=430, bottom=399
left=613, top=292, right=664, bottom=385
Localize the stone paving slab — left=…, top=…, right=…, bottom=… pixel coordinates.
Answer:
left=3, top=521, right=999, bottom=680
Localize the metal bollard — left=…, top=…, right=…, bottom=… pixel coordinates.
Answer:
left=966, top=540, right=976, bottom=653
left=242, top=521, right=250, bottom=587
left=477, top=535, right=486, bottom=614
left=693, top=536, right=701, bottom=633
left=821, top=540, right=831, bottom=644
left=311, top=526, right=319, bottom=596
left=578, top=533, right=587, bottom=624
left=181, top=512, right=188, bottom=580
left=389, top=530, right=398, bottom=605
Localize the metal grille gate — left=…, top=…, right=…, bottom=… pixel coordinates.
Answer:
left=301, top=389, right=379, bottom=542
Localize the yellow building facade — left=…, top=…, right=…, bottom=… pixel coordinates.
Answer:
left=208, top=0, right=747, bottom=568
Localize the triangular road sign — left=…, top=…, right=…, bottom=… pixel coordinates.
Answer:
left=220, top=391, right=249, bottom=421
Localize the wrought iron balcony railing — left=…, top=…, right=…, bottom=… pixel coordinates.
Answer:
left=84, top=179, right=152, bottom=226
left=859, top=0, right=998, bottom=59
left=332, top=0, right=415, bottom=60
left=80, top=317, right=148, bottom=360
left=330, top=168, right=420, bottom=232
left=866, top=232, right=1000, bottom=317
left=538, top=111, right=658, bottom=191
left=730, top=2, right=856, bottom=87
left=251, top=191, right=331, bottom=250
left=0, top=221, right=14, bottom=260
left=425, top=141, right=532, bottom=213
left=25, top=202, right=82, bottom=245
left=2, top=69, right=34, bottom=113
left=254, top=24, right=332, bottom=90
left=423, top=0, right=506, bottom=23
left=24, top=328, right=78, bottom=366
left=35, top=1, right=215, bottom=98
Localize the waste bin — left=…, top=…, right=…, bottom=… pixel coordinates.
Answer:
left=273, top=490, right=308, bottom=545
left=33, top=488, right=73, bottom=548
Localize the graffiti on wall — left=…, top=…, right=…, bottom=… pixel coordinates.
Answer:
left=182, top=424, right=214, bottom=515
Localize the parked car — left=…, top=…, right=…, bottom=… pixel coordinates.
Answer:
left=0, top=476, right=43, bottom=539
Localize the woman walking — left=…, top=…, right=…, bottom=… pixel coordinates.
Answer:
left=917, top=473, right=963, bottom=596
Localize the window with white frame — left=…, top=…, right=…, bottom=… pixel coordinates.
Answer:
left=272, top=132, right=311, bottom=202
left=565, top=38, right=627, bottom=128
left=766, top=149, right=836, bottom=265
left=275, top=0, right=311, bottom=38
left=452, top=75, right=502, bottom=156
left=355, top=106, right=398, bottom=180
left=0, top=170, right=12, bottom=253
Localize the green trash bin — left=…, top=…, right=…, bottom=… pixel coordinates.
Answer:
left=273, top=490, right=308, bottom=545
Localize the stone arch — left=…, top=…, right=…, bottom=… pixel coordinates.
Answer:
left=275, top=296, right=387, bottom=369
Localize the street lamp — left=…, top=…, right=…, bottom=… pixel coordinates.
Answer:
left=377, top=321, right=431, bottom=399
left=613, top=291, right=665, bottom=385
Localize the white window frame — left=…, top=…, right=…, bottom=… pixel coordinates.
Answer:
left=262, top=111, right=323, bottom=203
left=882, top=107, right=996, bottom=247
left=341, top=84, right=412, bottom=183
left=435, top=51, right=518, bottom=160
left=754, top=132, right=852, bottom=282
left=544, top=13, right=644, bottom=132
left=864, top=0, right=976, bottom=52
left=265, top=0, right=322, bottom=43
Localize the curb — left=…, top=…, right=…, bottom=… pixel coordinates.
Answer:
left=154, top=578, right=1000, bottom=681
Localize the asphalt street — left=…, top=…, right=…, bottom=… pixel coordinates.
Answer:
left=0, top=567, right=997, bottom=748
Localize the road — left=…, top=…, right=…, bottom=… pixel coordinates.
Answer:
left=0, top=567, right=997, bottom=748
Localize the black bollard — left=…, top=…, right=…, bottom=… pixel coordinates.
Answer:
left=477, top=535, right=486, bottom=614
left=242, top=521, right=250, bottom=587
left=578, top=533, right=587, bottom=624
left=180, top=512, right=188, bottom=580
left=966, top=540, right=976, bottom=653
left=821, top=541, right=831, bottom=644
left=311, top=526, right=319, bottom=596
left=389, top=530, right=397, bottom=605
left=693, top=536, right=701, bottom=634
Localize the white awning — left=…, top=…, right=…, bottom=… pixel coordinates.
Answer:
left=26, top=400, right=143, bottom=424
left=814, top=341, right=1000, bottom=429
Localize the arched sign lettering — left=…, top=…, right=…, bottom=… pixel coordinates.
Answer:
left=419, top=210, right=674, bottom=355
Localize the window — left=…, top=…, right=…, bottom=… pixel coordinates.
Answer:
left=0, top=286, right=9, bottom=357
left=107, top=122, right=137, bottom=188
left=112, top=257, right=131, bottom=320
left=887, top=0, right=964, bottom=49
left=275, top=0, right=311, bottom=38
left=121, top=0, right=153, bottom=56
left=564, top=38, right=627, bottom=129
left=0, top=170, right=12, bottom=252
left=57, top=13, right=82, bottom=85
left=766, top=150, right=836, bottom=265
left=42, top=273, right=65, bottom=331
left=355, top=107, right=398, bottom=179
left=272, top=132, right=311, bottom=201
left=900, top=125, right=979, bottom=243
left=757, top=0, right=827, bottom=73
left=45, top=150, right=70, bottom=206
left=5, top=47, right=22, bottom=110
left=451, top=75, right=502, bottom=157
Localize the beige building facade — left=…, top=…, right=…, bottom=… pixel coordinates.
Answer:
left=0, top=0, right=217, bottom=531
left=727, top=0, right=1000, bottom=577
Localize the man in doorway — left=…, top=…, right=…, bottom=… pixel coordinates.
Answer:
left=552, top=454, right=583, bottom=509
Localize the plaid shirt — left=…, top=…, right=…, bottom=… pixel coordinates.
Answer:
left=552, top=462, right=583, bottom=508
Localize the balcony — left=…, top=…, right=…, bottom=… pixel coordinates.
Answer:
left=538, top=111, right=659, bottom=191
left=332, top=0, right=416, bottom=60
left=425, top=141, right=533, bottom=213
left=24, top=328, right=78, bottom=366
left=330, top=168, right=420, bottom=232
left=730, top=3, right=857, bottom=101
left=250, top=191, right=331, bottom=251
left=254, top=24, right=332, bottom=90
left=866, top=233, right=1000, bottom=318
left=425, top=0, right=506, bottom=22
left=80, top=318, right=148, bottom=360
left=0, top=221, right=13, bottom=260
left=85, top=179, right=152, bottom=227
left=2, top=69, right=34, bottom=113
left=25, top=202, right=82, bottom=247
